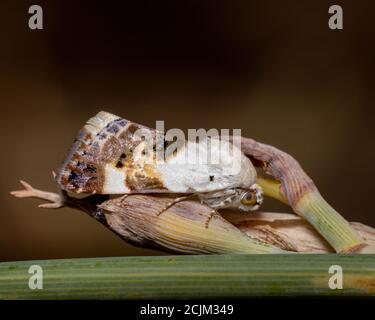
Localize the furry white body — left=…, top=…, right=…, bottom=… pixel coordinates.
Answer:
left=102, top=139, right=256, bottom=194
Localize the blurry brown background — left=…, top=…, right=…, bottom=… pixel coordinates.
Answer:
left=1, top=1, right=374, bottom=261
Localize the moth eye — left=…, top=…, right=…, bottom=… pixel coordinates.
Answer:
left=240, top=191, right=257, bottom=206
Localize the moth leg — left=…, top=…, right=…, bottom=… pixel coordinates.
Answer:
left=204, top=209, right=218, bottom=229
left=156, top=194, right=196, bottom=216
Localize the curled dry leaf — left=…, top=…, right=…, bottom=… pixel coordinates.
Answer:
left=223, top=211, right=375, bottom=253
left=10, top=181, right=375, bottom=254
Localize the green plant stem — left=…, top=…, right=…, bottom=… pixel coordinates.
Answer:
left=257, top=177, right=369, bottom=253
left=257, top=177, right=288, bottom=204
left=0, top=255, right=374, bottom=299
left=295, top=191, right=364, bottom=253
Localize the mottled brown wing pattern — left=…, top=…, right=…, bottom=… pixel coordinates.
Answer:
left=56, top=111, right=166, bottom=194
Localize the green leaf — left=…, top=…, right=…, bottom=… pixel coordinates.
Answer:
left=1, top=255, right=374, bottom=299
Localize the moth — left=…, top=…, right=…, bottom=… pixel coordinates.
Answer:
left=56, top=111, right=263, bottom=224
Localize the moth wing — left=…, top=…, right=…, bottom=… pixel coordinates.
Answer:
left=56, top=111, right=168, bottom=194
left=56, top=112, right=256, bottom=194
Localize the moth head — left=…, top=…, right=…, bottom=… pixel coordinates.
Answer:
left=238, top=184, right=263, bottom=211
